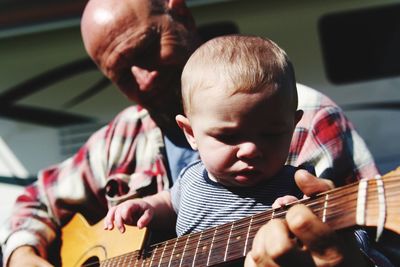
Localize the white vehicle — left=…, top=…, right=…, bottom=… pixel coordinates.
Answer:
left=1, top=0, right=399, bottom=262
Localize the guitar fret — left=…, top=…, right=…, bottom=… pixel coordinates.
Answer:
left=149, top=245, right=157, bottom=267
left=144, top=253, right=154, bottom=267
left=128, top=253, right=136, bottom=266
left=224, top=222, right=234, bottom=261
left=192, top=232, right=202, bottom=267
left=141, top=252, right=146, bottom=267
left=116, top=254, right=122, bottom=266
left=207, top=226, right=218, bottom=266
left=225, top=219, right=250, bottom=262
left=134, top=252, right=140, bottom=267
left=208, top=225, right=231, bottom=266
left=150, top=243, right=164, bottom=267
left=130, top=254, right=136, bottom=267
left=141, top=249, right=146, bottom=267
left=161, top=240, right=178, bottom=266
left=180, top=233, right=200, bottom=267
left=142, top=250, right=152, bottom=267
left=244, top=215, right=253, bottom=255
left=168, top=237, right=179, bottom=267
left=158, top=240, right=168, bottom=267
left=122, top=253, right=127, bottom=266
left=168, top=235, right=190, bottom=267
left=128, top=253, right=135, bottom=266
left=179, top=233, right=190, bottom=267
left=122, top=254, right=127, bottom=266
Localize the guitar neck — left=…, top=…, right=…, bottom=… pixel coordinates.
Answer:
left=100, top=171, right=400, bottom=267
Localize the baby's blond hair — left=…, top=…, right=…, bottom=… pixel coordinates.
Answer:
left=181, top=35, right=297, bottom=115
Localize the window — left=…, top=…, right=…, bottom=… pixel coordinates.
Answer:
left=319, top=3, right=400, bottom=84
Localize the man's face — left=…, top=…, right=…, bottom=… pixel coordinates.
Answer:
left=97, top=13, right=198, bottom=108
left=188, top=86, right=301, bottom=187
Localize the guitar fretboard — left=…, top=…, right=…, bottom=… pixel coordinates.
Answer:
left=97, top=173, right=400, bottom=267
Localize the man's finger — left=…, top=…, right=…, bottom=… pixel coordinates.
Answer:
left=286, top=204, right=344, bottom=266
left=248, top=219, right=315, bottom=267
left=248, top=220, right=291, bottom=267
left=295, top=170, right=334, bottom=196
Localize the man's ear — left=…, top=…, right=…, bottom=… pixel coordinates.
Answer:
left=176, top=114, right=197, bottom=150
left=168, top=0, right=190, bottom=16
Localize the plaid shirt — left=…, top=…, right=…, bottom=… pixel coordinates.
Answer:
left=0, top=84, right=379, bottom=264
left=288, top=84, right=378, bottom=185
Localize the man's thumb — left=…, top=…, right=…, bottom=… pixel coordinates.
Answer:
left=294, top=169, right=334, bottom=197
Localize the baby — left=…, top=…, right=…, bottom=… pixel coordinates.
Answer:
left=104, top=35, right=306, bottom=235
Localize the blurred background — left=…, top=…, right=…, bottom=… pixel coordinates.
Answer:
left=1, top=0, right=400, bottom=224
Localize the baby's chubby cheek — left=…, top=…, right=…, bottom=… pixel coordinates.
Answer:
left=203, top=157, right=232, bottom=178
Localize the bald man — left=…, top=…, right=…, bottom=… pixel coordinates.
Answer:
left=0, top=0, right=380, bottom=266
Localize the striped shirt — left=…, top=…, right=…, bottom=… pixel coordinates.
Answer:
left=171, top=160, right=313, bottom=236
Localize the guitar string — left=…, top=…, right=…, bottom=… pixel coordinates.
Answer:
left=162, top=193, right=400, bottom=266
left=205, top=181, right=367, bottom=243
left=192, top=187, right=361, bottom=250
left=148, top=195, right=400, bottom=267
left=97, top=198, right=353, bottom=265
left=86, top=218, right=392, bottom=266
left=141, top=175, right=400, bottom=263
left=87, top=175, right=400, bottom=266
left=205, top=195, right=361, bottom=253
left=97, top=191, right=400, bottom=267
left=97, top=201, right=400, bottom=266
left=98, top=189, right=390, bottom=266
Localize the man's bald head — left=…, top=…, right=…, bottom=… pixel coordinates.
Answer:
left=80, top=0, right=200, bottom=105
left=81, top=0, right=158, bottom=74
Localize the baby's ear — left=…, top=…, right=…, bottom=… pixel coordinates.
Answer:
left=175, top=114, right=197, bottom=150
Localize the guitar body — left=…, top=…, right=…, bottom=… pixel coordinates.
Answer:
left=60, top=213, right=147, bottom=267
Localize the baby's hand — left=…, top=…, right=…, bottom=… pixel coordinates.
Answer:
left=104, top=199, right=154, bottom=233
left=271, top=195, right=298, bottom=209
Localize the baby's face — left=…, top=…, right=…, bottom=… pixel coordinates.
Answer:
left=189, top=86, right=301, bottom=187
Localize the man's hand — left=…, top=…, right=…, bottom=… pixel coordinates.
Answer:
left=294, top=169, right=334, bottom=197
left=244, top=170, right=368, bottom=267
left=8, top=246, right=53, bottom=267
left=245, top=204, right=368, bottom=267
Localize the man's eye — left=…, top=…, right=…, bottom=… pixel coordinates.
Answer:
left=216, top=134, right=237, bottom=143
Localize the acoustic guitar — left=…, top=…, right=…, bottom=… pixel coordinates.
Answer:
left=60, top=167, right=400, bottom=266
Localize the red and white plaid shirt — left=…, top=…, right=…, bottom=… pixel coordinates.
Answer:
left=0, top=84, right=379, bottom=264
left=288, top=84, right=378, bottom=185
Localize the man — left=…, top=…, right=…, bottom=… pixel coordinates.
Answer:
left=0, top=0, right=380, bottom=266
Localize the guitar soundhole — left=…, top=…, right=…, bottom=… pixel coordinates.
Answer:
left=82, top=256, right=100, bottom=267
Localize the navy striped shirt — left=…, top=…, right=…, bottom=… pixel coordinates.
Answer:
left=170, top=160, right=311, bottom=236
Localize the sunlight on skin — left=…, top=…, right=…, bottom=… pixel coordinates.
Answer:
left=93, top=8, right=114, bottom=25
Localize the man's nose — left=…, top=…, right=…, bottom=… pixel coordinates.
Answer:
left=236, top=141, right=262, bottom=160
left=131, top=66, right=158, bottom=91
